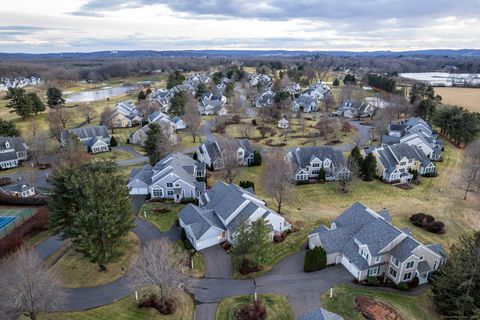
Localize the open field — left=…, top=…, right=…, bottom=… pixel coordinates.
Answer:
left=321, top=284, right=440, bottom=320
left=210, top=142, right=478, bottom=250
left=225, top=116, right=358, bottom=148
left=34, top=290, right=194, bottom=320
left=49, top=232, right=140, bottom=288
left=216, top=294, right=294, bottom=320
left=434, top=87, right=480, bottom=112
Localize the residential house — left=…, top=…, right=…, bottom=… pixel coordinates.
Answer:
left=382, top=117, right=442, bottom=160
left=0, top=137, right=28, bottom=170
left=178, top=182, right=291, bottom=250
left=199, top=93, right=228, bottom=115
left=127, top=152, right=205, bottom=203
left=284, top=82, right=301, bottom=95
left=0, top=176, right=35, bottom=197
left=186, top=73, right=212, bottom=89
left=150, top=89, right=174, bottom=112
left=286, top=146, right=350, bottom=182
left=308, top=202, right=447, bottom=284
left=370, top=143, right=436, bottom=183
left=197, top=138, right=255, bottom=170
left=109, top=101, right=143, bottom=127
left=254, top=90, right=274, bottom=108
left=248, top=74, right=272, bottom=87
left=61, top=126, right=111, bottom=154
left=171, top=116, right=187, bottom=130
left=129, top=113, right=178, bottom=146
left=302, top=82, right=331, bottom=100
left=292, top=96, right=319, bottom=113
left=336, top=101, right=375, bottom=118
left=277, top=116, right=289, bottom=129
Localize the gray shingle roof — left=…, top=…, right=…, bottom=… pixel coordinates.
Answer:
left=178, top=204, right=224, bottom=239
left=130, top=164, right=153, bottom=185
left=0, top=177, right=33, bottom=193
left=427, top=243, right=447, bottom=259
left=390, top=236, right=421, bottom=262
left=0, top=136, right=27, bottom=162
left=289, top=146, right=346, bottom=170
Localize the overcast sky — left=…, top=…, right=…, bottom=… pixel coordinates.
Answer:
left=1, top=0, right=479, bottom=53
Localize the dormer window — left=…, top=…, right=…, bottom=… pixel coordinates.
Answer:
left=391, top=256, right=400, bottom=267
left=5, top=141, right=9, bottom=148
left=330, top=222, right=337, bottom=230
left=360, top=249, right=369, bottom=260
left=312, top=163, right=320, bottom=168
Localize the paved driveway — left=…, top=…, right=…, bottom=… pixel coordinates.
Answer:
left=203, top=245, right=233, bottom=279
left=130, top=195, right=147, bottom=215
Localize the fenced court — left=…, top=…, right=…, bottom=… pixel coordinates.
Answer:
left=0, top=208, right=37, bottom=239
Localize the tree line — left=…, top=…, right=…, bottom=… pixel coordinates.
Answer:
left=366, top=73, right=396, bottom=93
left=434, top=106, right=480, bottom=147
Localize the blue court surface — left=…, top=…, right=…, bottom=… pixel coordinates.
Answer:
left=0, top=216, right=16, bottom=229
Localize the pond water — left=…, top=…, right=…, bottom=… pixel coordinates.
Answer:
left=65, top=85, right=137, bottom=102
left=400, top=72, right=480, bottom=86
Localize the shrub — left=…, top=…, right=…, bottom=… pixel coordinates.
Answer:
left=396, top=282, right=410, bottom=291
left=110, top=135, right=118, bottom=147
left=423, top=172, right=438, bottom=178
left=318, top=168, right=326, bottom=182
left=425, top=221, right=446, bottom=234
left=251, top=151, right=262, bottom=166
left=235, top=300, right=266, bottom=320
left=232, top=114, right=241, bottom=124
left=366, top=276, right=380, bottom=286
left=409, top=276, right=420, bottom=289
left=239, top=181, right=255, bottom=191
left=181, top=229, right=194, bottom=251
left=251, top=119, right=257, bottom=126
left=180, top=197, right=196, bottom=204
left=304, top=246, right=327, bottom=272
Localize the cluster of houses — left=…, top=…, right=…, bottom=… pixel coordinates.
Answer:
left=364, top=117, right=442, bottom=183
left=149, top=73, right=230, bottom=116
left=0, top=176, right=35, bottom=197
left=292, top=82, right=331, bottom=113
left=0, top=137, right=29, bottom=170
left=333, top=96, right=389, bottom=119
left=0, top=76, right=43, bottom=91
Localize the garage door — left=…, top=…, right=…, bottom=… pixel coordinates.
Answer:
left=129, top=187, right=148, bottom=195
left=341, top=255, right=360, bottom=279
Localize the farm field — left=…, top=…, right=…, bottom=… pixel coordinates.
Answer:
left=433, top=87, right=480, bottom=112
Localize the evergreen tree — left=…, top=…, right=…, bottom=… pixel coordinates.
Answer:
left=230, top=218, right=272, bottom=266
left=333, top=79, right=340, bottom=86
left=431, top=232, right=480, bottom=318
left=166, top=71, right=185, bottom=89
left=349, top=146, right=363, bottom=168
left=46, top=87, right=64, bottom=107
left=361, top=153, right=377, bottom=181
left=196, top=83, right=207, bottom=98
left=138, top=90, right=147, bottom=100
left=318, top=167, right=326, bottom=181
left=169, top=91, right=185, bottom=116
left=6, top=87, right=33, bottom=120
left=49, top=161, right=134, bottom=271
left=0, top=119, right=21, bottom=136
left=144, top=123, right=173, bottom=165
left=27, top=92, right=45, bottom=114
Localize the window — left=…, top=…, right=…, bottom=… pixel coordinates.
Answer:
left=166, top=182, right=173, bottom=188
left=360, top=249, right=369, bottom=261
left=419, top=256, right=424, bottom=261
left=167, top=190, right=174, bottom=196
left=403, top=272, right=412, bottom=281
left=391, top=257, right=400, bottom=267
left=312, top=163, right=320, bottom=168
left=312, top=170, right=319, bottom=175
left=175, top=183, right=180, bottom=187
left=297, top=173, right=308, bottom=181
left=400, top=161, right=406, bottom=166
left=368, top=267, right=379, bottom=276
left=375, top=256, right=381, bottom=263
left=406, top=261, right=414, bottom=269
left=152, top=189, right=163, bottom=197
left=389, top=267, right=397, bottom=278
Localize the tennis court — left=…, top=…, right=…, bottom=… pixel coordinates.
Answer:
left=0, top=208, right=37, bottom=239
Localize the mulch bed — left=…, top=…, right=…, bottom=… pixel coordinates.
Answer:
left=355, top=296, right=404, bottom=320
left=139, top=296, right=176, bottom=315
left=326, top=140, right=342, bottom=145
left=239, top=259, right=261, bottom=275
left=235, top=300, right=267, bottom=320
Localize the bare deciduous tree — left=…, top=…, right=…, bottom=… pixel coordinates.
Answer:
left=220, top=138, right=241, bottom=183
left=131, top=239, right=187, bottom=314
left=374, top=108, right=394, bottom=140
left=183, top=94, right=202, bottom=143
left=78, top=104, right=97, bottom=124
left=459, top=140, right=480, bottom=200
left=28, top=126, right=50, bottom=165
left=262, top=150, right=295, bottom=213
left=100, top=106, right=115, bottom=133
left=50, top=106, right=73, bottom=128
left=338, top=156, right=357, bottom=193
left=0, top=246, right=64, bottom=320
left=321, top=94, right=336, bottom=114
left=238, top=124, right=253, bottom=139
left=57, top=135, right=90, bottom=167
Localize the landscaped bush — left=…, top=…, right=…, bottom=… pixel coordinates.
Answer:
left=304, top=246, right=327, bottom=272
left=425, top=221, right=446, bottom=234
left=410, top=213, right=446, bottom=234
left=181, top=229, right=194, bottom=251
left=110, top=136, right=118, bottom=147
left=180, top=197, right=196, bottom=204
left=235, top=300, right=267, bottom=320
left=395, top=282, right=410, bottom=291
left=138, top=292, right=176, bottom=315
left=273, top=232, right=286, bottom=243
left=152, top=206, right=171, bottom=214
left=318, top=168, right=326, bottom=182
left=239, top=258, right=261, bottom=275
left=239, top=181, right=255, bottom=191
left=423, top=172, right=438, bottom=178
left=409, top=276, right=420, bottom=289
left=366, top=276, right=380, bottom=286
left=251, top=119, right=257, bottom=126
left=250, top=151, right=262, bottom=166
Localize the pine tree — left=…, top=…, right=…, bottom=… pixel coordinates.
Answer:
left=431, top=232, right=480, bottom=318
left=0, top=119, right=21, bottom=136
left=49, top=161, right=134, bottom=271
left=144, top=123, right=173, bottom=165
left=27, top=92, right=45, bottom=114
left=350, top=146, right=363, bottom=168
left=230, top=218, right=272, bottom=267
left=169, top=92, right=185, bottom=116
left=46, top=87, right=64, bottom=107
left=361, top=153, right=377, bottom=181
left=6, top=87, right=33, bottom=120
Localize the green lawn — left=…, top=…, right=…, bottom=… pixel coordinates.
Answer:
left=140, top=202, right=185, bottom=232
left=216, top=294, right=294, bottom=320
left=92, top=149, right=134, bottom=162
left=112, top=127, right=139, bottom=146
left=321, top=284, right=441, bottom=320
left=35, top=290, right=194, bottom=320
left=49, top=232, right=141, bottom=288
left=174, top=240, right=206, bottom=278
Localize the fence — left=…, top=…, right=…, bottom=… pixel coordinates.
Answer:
left=0, top=208, right=37, bottom=239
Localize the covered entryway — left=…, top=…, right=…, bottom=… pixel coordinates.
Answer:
left=341, top=255, right=360, bottom=279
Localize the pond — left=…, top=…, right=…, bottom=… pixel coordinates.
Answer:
left=65, top=85, right=138, bottom=102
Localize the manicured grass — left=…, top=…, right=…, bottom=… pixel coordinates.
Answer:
left=321, top=284, right=440, bottom=320
left=174, top=240, right=206, bottom=278
left=35, top=290, right=194, bottom=320
left=50, top=232, right=141, bottom=288
left=210, top=142, right=477, bottom=249
left=216, top=294, right=295, bottom=320
left=177, top=131, right=204, bottom=150
left=92, top=149, right=134, bottom=162
left=141, top=202, right=185, bottom=232
left=112, top=127, right=139, bottom=146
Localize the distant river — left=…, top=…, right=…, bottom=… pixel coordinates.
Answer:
left=65, top=85, right=137, bottom=102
